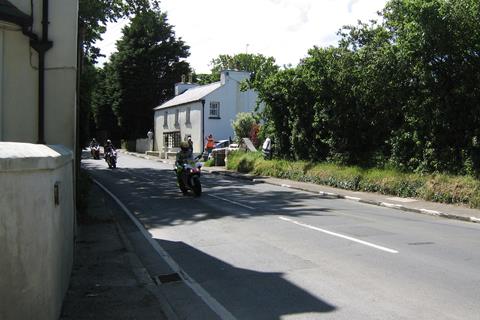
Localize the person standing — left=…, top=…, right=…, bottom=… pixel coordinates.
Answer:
left=262, top=137, right=272, bottom=160
left=205, top=134, right=215, bottom=155
left=187, top=136, right=193, bottom=157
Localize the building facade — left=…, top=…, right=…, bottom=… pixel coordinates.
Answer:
left=153, top=70, right=259, bottom=156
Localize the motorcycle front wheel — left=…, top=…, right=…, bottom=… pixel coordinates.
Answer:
left=191, top=176, right=202, bottom=197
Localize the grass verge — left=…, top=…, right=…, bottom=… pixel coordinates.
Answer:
left=226, top=151, right=480, bottom=208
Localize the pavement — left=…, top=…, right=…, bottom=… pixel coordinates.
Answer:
left=122, top=150, right=480, bottom=224
left=60, top=182, right=172, bottom=320
left=61, top=150, right=480, bottom=319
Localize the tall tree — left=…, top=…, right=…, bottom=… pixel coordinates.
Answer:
left=109, top=9, right=191, bottom=139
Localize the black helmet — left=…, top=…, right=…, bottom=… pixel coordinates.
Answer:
left=180, top=141, right=190, bottom=151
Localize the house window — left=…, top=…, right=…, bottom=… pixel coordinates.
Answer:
left=163, top=131, right=181, bottom=148
left=163, top=111, right=168, bottom=127
left=186, top=107, right=191, bottom=124
left=209, top=101, right=220, bottom=118
left=175, top=109, right=180, bottom=127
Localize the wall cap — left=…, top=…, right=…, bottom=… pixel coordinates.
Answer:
left=0, top=142, right=73, bottom=172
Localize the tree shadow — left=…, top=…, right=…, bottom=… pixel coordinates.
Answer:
left=157, top=239, right=337, bottom=319
left=83, top=161, right=347, bottom=228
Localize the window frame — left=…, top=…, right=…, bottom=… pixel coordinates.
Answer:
left=209, top=101, right=220, bottom=119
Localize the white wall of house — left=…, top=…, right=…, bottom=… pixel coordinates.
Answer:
left=204, top=71, right=259, bottom=142
left=0, top=0, right=78, bottom=149
left=0, top=2, right=78, bottom=319
left=154, top=101, right=203, bottom=155
left=0, top=142, right=74, bottom=320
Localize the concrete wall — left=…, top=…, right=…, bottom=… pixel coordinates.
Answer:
left=0, top=0, right=78, bottom=149
left=135, top=138, right=153, bottom=153
left=0, top=142, right=74, bottom=320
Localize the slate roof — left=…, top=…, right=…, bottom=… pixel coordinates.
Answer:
left=154, top=82, right=222, bottom=110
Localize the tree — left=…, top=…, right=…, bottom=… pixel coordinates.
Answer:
left=108, top=9, right=190, bottom=139
left=79, top=0, right=159, bottom=62
left=232, top=113, right=258, bottom=143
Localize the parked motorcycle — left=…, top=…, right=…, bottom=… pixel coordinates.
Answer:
left=91, top=145, right=100, bottom=159
left=174, top=161, right=202, bottom=196
left=105, top=150, right=117, bottom=169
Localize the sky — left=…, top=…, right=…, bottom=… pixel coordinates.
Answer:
left=96, top=0, right=388, bottom=73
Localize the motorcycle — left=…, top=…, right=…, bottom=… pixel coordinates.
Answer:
left=105, top=149, right=117, bottom=169
left=174, top=160, right=202, bottom=196
left=91, top=145, right=100, bottom=159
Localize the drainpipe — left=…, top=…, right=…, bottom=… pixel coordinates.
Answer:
left=30, top=0, right=53, bottom=144
left=201, top=99, right=205, bottom=152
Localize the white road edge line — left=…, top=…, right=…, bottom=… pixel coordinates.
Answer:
left=208, top=194, right=255, bottom=210
left=278, top=216, right=399, bottom=254
left=92, top=178, right=237, bottom=320
left=345, top=196, right=361, bottom=201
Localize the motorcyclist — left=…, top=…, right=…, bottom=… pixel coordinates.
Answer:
left=89, top=138, right=98, bottom=148
left=90, top=138, right=100, bottom=158
left=175, top=141, right=194, bottom=190
left=104, top=139, right=115, bottom=154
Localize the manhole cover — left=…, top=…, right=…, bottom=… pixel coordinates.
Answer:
left=153, top=273, right=182, bottom=284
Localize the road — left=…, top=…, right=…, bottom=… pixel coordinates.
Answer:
left=83, top=153, right=480, bottom=320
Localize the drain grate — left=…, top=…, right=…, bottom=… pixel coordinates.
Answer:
left=153, top=273, right=182, bottom=285
left=408, top=242, right=434, bottom=246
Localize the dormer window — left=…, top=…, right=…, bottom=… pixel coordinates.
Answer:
left=209, top=101, right=220, bottom=119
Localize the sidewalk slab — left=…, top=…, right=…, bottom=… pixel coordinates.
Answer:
left=60, top=183, right=168, bottom=320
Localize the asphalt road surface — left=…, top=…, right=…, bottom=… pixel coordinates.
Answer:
left=83, top=153, right=480, bottom=320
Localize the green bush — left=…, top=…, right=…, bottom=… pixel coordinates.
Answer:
left=226, top=151, right=480, bottom=208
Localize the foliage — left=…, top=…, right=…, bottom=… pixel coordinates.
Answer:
left=79, top=0, right=159, bottom=62
left=256, top=0, right=480, bottom=176
left=104, top=9, right=190, bottom=139
left=227, top=152, right=480, bottom=208
left=78, top=0, right=160, bottom=145
left=231, top=112, right=258, bottom=143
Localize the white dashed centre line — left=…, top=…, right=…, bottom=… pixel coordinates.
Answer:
left=279, top=216, right=399, bottom=254
left=208, top=194, right=255, bottom=210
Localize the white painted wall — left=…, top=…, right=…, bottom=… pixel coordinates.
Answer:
left=205, top=71, right=259, bottom=143
left=0, top=142, right=74, bottom=320
left=135, top=138, right=153, bottom=153
left=0, top=0, right=78, bottom=148
left=154, top=101, right=202, bottom=155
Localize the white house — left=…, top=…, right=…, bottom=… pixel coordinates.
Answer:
left=153, top=70, right=260, bottom=156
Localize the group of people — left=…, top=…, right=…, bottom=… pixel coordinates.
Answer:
left=89, top=133, right=274, bottom=163
left=89, top=138, right=116, bottom=156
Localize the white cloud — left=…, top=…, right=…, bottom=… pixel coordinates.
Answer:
left=96, top=0, right=388, bottom=73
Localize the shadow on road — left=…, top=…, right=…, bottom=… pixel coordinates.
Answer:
left=82, top=161, right=339, bottom=318
left=83, top=162, right=339, bottom=228
left=157, top=239, right=337, bottom=319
